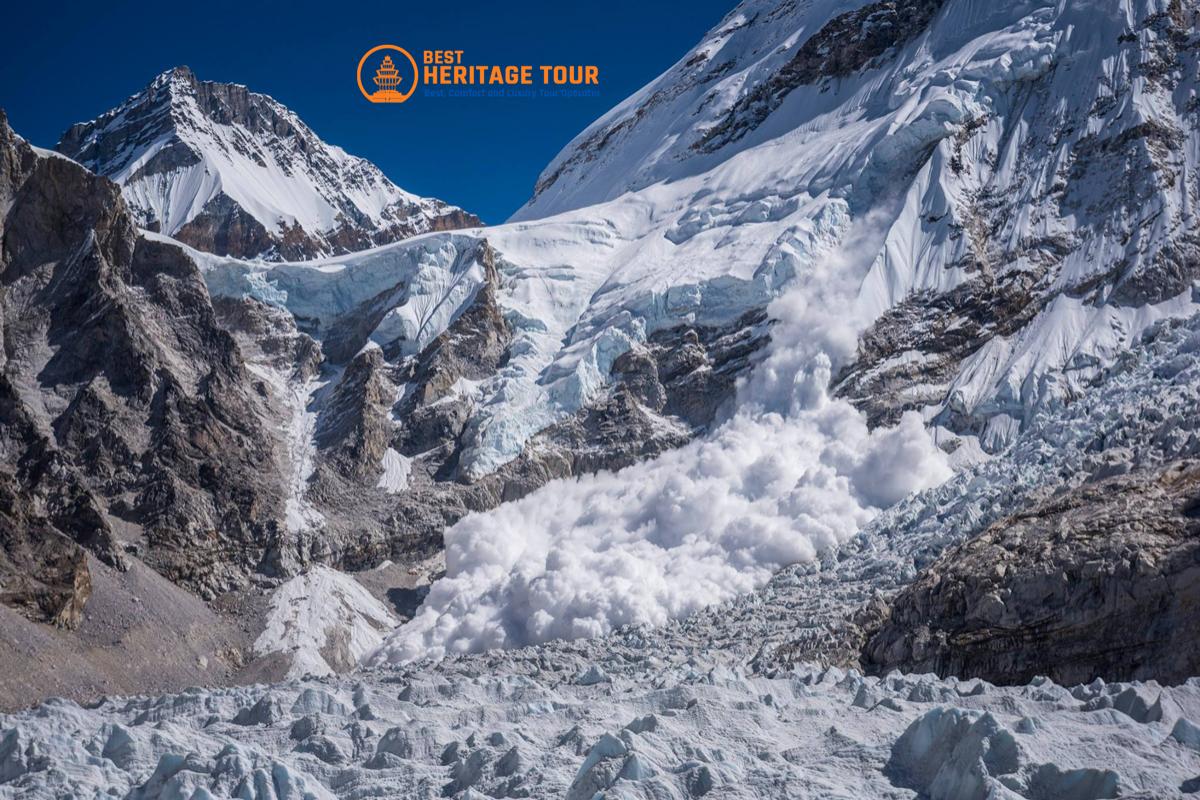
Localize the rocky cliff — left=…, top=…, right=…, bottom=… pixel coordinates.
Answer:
left=0, top=110, right=290, bottom=606
left=0, top=106, right=779, bottom=701
left=863, top=461, right=1200, bottom=685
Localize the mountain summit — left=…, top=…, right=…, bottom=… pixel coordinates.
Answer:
left=56, top=66, right=479, bottom=260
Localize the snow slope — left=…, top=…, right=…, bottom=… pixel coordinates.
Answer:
left=56, top=67, right=477, bottom=259
left=254, top=566, right=398, bottom=679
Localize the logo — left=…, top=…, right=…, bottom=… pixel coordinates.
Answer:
left=357, top=45, right=418, bottom=103
left=357, top=45, right=601, bottom=105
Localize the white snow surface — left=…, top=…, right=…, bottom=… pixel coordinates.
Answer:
left=244, top=362, right=331, bottom=535
left=254, top=565, right=398, bottom=679
left=511, top=0, right=1055, bottom=221
left=376, top=447, right=412, bottom=494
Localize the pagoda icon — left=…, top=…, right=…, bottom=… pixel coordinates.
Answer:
left=371, top=55, right=405, bottom=101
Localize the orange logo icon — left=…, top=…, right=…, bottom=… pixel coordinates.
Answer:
left=357, top=45, right=418, bottom=103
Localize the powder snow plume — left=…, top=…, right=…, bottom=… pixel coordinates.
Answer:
left=370, top=206, right=952, bottom=664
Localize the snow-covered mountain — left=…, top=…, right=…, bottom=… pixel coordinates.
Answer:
left=4, top=1, right=1200, bottom=793
left=55, top=66, right=479, bottom=260
left=512, top=0, right=951, bottom=221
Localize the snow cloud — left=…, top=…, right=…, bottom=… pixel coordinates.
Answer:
left=371, top=204, right=952, bottom=664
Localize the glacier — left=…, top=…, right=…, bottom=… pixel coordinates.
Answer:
left=6, top=296, right=1200, bottom=797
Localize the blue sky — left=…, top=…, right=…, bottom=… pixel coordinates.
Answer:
left=0, top=0, right=736, bottom=223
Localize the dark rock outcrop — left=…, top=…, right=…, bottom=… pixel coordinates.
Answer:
left=862, top=461, right=1200, bottom=685
left=367, top=238, right=515, bottom=466
left=0, top=470, right=92, bottom=630
left=211, top=295, right=322, bottom=381
left=0, top=110, right=285, bottom=605
left=833, top=272, right=1046, bottom=429
left=315, top=348, right=394, bottom=483
left=172, top=194, right=277, bottom=260
left=319, top=304, right=771, bottom=570
left=402, top=243, right=512, bottom=410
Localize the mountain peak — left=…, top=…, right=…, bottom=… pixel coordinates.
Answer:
left=56, top=68, right=479, bottom=261
left=153, top=64, right=195, bottom=84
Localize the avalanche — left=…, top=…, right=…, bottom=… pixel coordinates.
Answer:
left=7, top=281, right=1200, bottom=799
left=371, top=205, right=954, bottom=662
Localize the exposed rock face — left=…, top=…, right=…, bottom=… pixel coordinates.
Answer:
left=210, top=295, right=322, bottom=381
left=833, top=273, right=1044, bottom=429
left=171, top=193, right=276, bottom=259
left=0, top=471, right=91, bottom=630
left=0, top=111, right=285, bottom=609
left=862, top=461, right=1200, bottom=685
left=399, top=244, right=512, bottom=410
left=56, top=67, right=480, bottom=261
left=642, top=309, right=770, bottom=428
left=316, top=347, right=395, bottom=485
